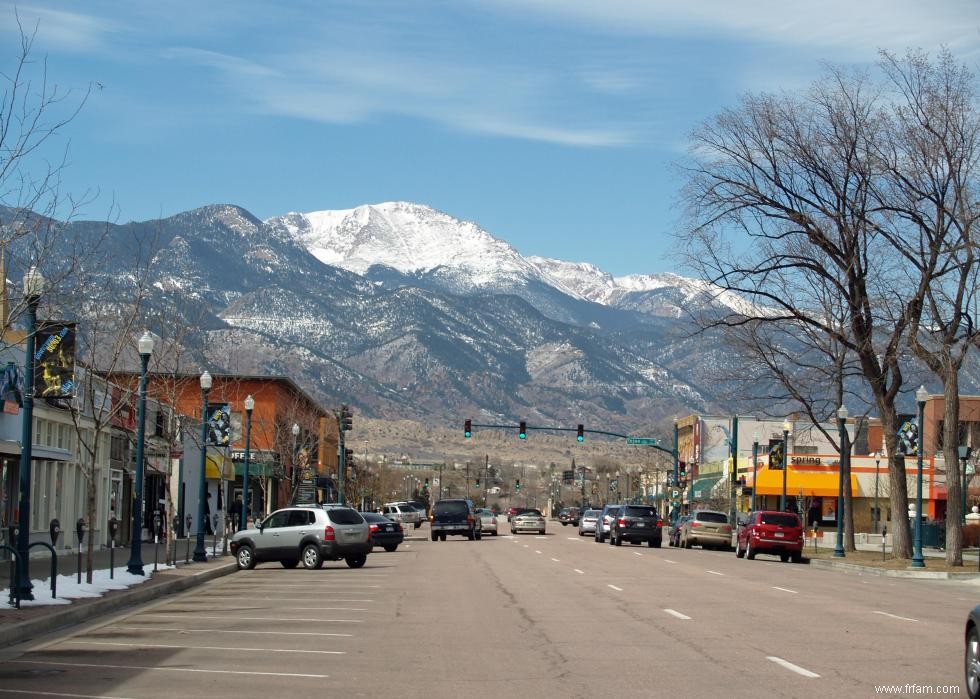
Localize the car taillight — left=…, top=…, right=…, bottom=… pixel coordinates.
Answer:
left=618, top=518, right=627, bottom=527
left=323, top=525, right=335, bottom=541
left=396, top=522, right=403, bottom=531
left=691, top=521, right=702, bottom=528
left=369, top=524, right=379, bottom=533
left=467, top=515, right=474, bottom=523
left=491, top=518, right=497, bottom=525
left=722, top=524, right=732, bottom=533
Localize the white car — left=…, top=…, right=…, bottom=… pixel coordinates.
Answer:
left=475, top=508, right=498, bottom=536
left=382, top=502, right=424, bottom=529
left=510, top=509, right=546, bottom=535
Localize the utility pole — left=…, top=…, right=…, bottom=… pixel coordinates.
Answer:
left=484, top=454, right=490, bottom=507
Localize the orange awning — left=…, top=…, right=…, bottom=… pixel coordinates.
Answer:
left=752, top=468, right=857, bottom=498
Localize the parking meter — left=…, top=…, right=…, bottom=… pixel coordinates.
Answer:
left=108, top=517, right=119, bottom=544
left=173, top=515, right=180, bottom=535
left=185, top=514, right=192, bottom=532
left=153, top=512, right=162, bottom=541
left=49, top=519, right=61, bottom=546
left=76, top=518, right=86, bottom=544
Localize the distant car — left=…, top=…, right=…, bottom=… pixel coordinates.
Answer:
left=430, top=498, right=482, bottom=541
left=230, top=505, right=371, bottom=570
left=511, top=509, right=546, bottom=535
left=735, top=510, right=804, bottom=562
left=506, top=507, right=534, bottom=522
left=966, top=606, right=980, bottom=699
left=382, top=503, right=424, bottom=529
left=609, top=504, right=662, bottom=548
left=475, top=508, right=499, bottom=536
left=679, top=510, right=732, bottom=550
left=557, top=507, right=581, bottom=526
left=594, top=504, right=622, bottom=543
left=578, top=509, right=601, bottom=536
left=668, top=515, right=692, bottom=547
left=361, top=512, right=404, bottom=552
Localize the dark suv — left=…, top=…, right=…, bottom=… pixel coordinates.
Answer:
left=609, top=504, right=663, bottom=547
left=558, top=507, right=581, bottom=526
left=230, top=505, right=372, bottom=570
left=430, top=499, right=482, bottom=541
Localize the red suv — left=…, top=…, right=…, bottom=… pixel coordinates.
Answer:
left=735, top=511, right=804, bottom=563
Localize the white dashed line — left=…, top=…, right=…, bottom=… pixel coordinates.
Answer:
left=284, top=607, right=367, bottom=611
left=574, top=569, right=585, bottom=575
left=664, top=609, right=691, bottom=620
left=706, top=570, right=725, bottom=576
left=567, top=537, right=579, bottom=541
left=551, top=558, right=560, bottom=562
left=767, top=656, right=820, bottom=678
left=633, top=552, right=643, bottom=557
left=874, top=611, right=919, bottom=622
left=140, top=614, right=361, bottom=623
left=5, top=660, right=329, bottom=679
left=535, top=550, right=542, bottom=554
left=607, top=584, right=623, bottom=591
left=523, top=544, right=529, bottom=548
left=65, top=641, right=344, bottom=655
left=663, top=559, right=676, bottom=564
left=111, top=626, right=352, bottom=637
left=772, top=587, right=798, bottom=594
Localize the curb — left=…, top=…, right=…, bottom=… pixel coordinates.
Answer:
left=0, top=561, right=239, bottom=650
left=807, top=558, right=980, bottom=580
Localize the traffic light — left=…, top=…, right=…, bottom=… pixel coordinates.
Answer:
left=423, top=478, right=430, bottom=491
left=577, top=424, right=584, bottom=442
left=515, top=479, right=521, bottom=491
left=519, top=421, right=527, bottom=439
left=678, top=462, right=687, bottom=488
left=344, top=448, right=354, bottom=465
left=340, top=405, right=353, bottom=432
left=464, top=419, right=472, bottom=438
left=475, top=477, right=480, bottom=487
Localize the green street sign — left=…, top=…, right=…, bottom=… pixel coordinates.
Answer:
left=627, top=437, right=659, bottom=446
left=671, top=489, right=680, bottom=499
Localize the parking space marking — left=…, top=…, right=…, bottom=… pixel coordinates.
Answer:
left=873, top=611, right=918, bottom=622
left=766, top=656, right=820, bottom=678
left=664, top=609, right=691, bottom=620
left=64, top=641, right=345, bottom=655
left=140, top=614, right=362, bottom=623
left=607, top=584, right=623, bottom=591
left=110, top=626, right=353, bottom=637
left=706, top=570, right=725, bottom=576
left=0, top=690, right=137, bottom=698
left=5, top=659, right=329, bottom=679
left=574, top=569, right=585, bottom=575
left=772, top=586, right=798, bottom=594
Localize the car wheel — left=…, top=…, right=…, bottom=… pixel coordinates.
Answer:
left=431, top=531, right=438, bottom=541
left=684, top=537, right=693, bottom=549
left=345, top=554, right=366, bottom=569
left=414, top=522, right=420, bottom=529
left=302, top=544, right=323, bottom=570
left=791, top=551, right=802, bottom=564
left=539, top=529, right=546, bottom=535
left=439, top=534, right=446, bottom=541
left=746, top=540, right=756, bottom=560
left=383, top=544, right=398, bottom=552
left=613, top=532, right=622, bottom=546
left=280, top=558, right=299, bottom=569
left=780, top=553, right=790, bottom=563
left=475, top=531, right=482, bottom=540
left=236, top=544, right=256, bottom=570
left=735, top=539, right=745, bottom=558
left=966, top=624, right=980, bottom=699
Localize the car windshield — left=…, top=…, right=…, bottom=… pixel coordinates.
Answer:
left=696, top=512, right=728, bottom=523
left=584, top=510, right=601, bottom=517
left=327, top=508, right=364, bottom=525
left=760, top=513, right=800, bottom=527
left=624, top=506, right=656, bottom=517
left=521, top=510, right=543, bottom=517
left=434, top=501, right=469, bottom=515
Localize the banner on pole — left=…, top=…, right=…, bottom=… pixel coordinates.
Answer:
left=35, top=321, right=76, bottom=398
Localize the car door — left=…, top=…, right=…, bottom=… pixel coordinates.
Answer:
left=281, top=509, right=315, bottom=558
left=256, top=510, right=290, bottom=561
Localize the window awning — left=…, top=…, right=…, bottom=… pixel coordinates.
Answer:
left=691, top=475, right=723, bottom=499
left=752, top=468, right=857, bottom=498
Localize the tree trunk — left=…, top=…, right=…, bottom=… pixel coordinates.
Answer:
left=85, top=478, right=97, bottom=584
left=943, top=366, right=964, bottom=566
left=879, top=408, right=913, bottom=558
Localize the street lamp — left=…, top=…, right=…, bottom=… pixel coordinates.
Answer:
left=780, top=421, right=791, bottom=512
left=751, top=433, right=759, bottom=511
left=15, top=266, right=44, bottom=600
left=291, top=422, right=300, bottom=498
left=193, top=371, right=212, bottom=562
left=912, top=385, right=928, bottom=568
left=834, top=405, right=848, bottom=558
left=126, top=330, right=154, bottom=575
left=959, top=445, right=972, bottom=527
left=241, top=394, right=254, bottom=531
left=871, top=451, right=880, bottom=533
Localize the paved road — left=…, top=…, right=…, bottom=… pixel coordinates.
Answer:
left=0, top=526, right=972, bottom=698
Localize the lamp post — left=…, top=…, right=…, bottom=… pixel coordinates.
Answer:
left=912, top=385, right=928, bottom=568
left=834, top=405, right=848, bottom=558
left=291, top=422, right=299, bottom=500
left=15, top=267, right=44, bottom=601
left=959, top=446, right=972, bottom=527
left=751, top=433, right=759, bottom=511
left=780, top=421, right=790, bottom=512
left=193, top=371, right=212, bottom=562
left=241, top=394, right=254, bottom=531
left=873, top=452, right=881, bottom=533
left=126, top=330, right=154, bottom=575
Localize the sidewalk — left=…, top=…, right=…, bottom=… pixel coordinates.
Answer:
left=804, top=532, right=980, bottom=580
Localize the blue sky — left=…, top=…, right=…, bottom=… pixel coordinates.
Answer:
left=2, top=1, right=978, bottom=276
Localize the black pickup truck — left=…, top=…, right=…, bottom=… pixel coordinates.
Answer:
left=430, top=498, right=482, bottom=541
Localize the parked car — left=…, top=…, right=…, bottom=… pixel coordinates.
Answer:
left=594, top=504, right=622, bottom=543
left=361, top=512, right=404, bottom=552
left=966, top=605, right=980, bottom=699
left=668, top=515, right=692, bottom=547
left=557, top=507, right=581, bottom=526
left=735, top=510, right=804, bottom=562
left=430, top=498, right=482, bottom=541
left=230, top=505, right=372, bottom=570
left=578, top=509, right=601, bottom=536
left=475, top=507, right=499, bottom=536
left=609, top=504, right=663, bottom=548
left=511, top=509, right=546, bottom=535
left=679, top=509, right=732, bottom=550
left=382, top=502, right=424, bottom=529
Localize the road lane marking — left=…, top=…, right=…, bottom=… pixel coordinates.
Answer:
left=767, top=656, right=820, bottom=678
left=633, top=552, right=643, bottom=557
left=196, top=595, right=373, bottom=602
left=0, top=691, right=137, bottom=699
left=664, top=609, right=691, bottom=620
left=64, top=641, right=345, bottom=654
left=551, top=558, right=560, bottom=562
left=535, top=550, right=542, bottom=554
left=607, top=584, right=623, bottom=591
left=574, top=569, right=585, bottom=574
left=706, top=570, right=725, bottom=576
left=772, top=587, right=798, bottom=594
left=663, top=559, right=676, bottom=564
left=873, top=611, right=919, bottom=622
left=141, top=614, right=361, bottom=623
left=523, top=545, right=529, bottom=548
left=4, top=660, right=329, bottom=679
left=284, top=607, right=368, bottom=611
left=111, top=626, right=353, bottom=637
left=567, top=537, right=579, bottom=541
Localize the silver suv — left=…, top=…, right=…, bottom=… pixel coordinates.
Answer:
left=382, top=502, right=424, bottom=529
left=230, top=505, right=372, bottom=570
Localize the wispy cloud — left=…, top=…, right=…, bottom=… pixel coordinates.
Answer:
left=0, top=2, right=119, bottom=51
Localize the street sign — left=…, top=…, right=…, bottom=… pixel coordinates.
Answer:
left=671, top=489, right=680, bottom=499
left=627, top=437, right=659, bottom=446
